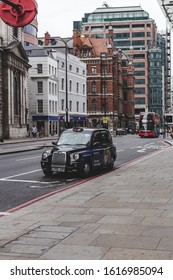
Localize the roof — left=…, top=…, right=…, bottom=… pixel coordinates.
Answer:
left=80, top=37, right=109, bottom=56
left=25, top=46, right=54, bottom=58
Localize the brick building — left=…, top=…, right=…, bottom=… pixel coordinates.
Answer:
left=72, top=29, right=135, bottom=130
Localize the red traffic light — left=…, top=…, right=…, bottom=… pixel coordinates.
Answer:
left=0, top=0, right=37, bottom=27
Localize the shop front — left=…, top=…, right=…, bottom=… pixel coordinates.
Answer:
left=32, top=115, right=59, bottom=137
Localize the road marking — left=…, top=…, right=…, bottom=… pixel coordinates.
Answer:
left=0, top=212, right=11, bottom=216
left=0, top=169, right=42, bottom=180
left=0, top=178, right=48, bottom=184
left=16, top=156, right=40, bottom=161
left=137, top=149, right=146, bottom=153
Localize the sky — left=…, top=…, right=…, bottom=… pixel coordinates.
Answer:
left=36, top=0, right=167, bottom=37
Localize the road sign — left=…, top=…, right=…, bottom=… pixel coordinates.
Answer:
left=0, top=0, right=37, bottom=27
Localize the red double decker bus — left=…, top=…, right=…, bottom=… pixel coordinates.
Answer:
left=138, top=112, right=160, bottom=138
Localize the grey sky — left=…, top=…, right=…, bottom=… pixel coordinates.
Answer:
left=37, top=0, right=167, bottom=37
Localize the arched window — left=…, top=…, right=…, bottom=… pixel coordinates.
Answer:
left=91, top=81, right=96, bottom=94
left=13, top=77, right=19, bottom=115
left=92, top=99, right=96, bottom=112
left=102, top=82, right=107, bottom=94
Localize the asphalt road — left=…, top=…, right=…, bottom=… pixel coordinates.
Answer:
left=0, top=135, right=168, bottom=212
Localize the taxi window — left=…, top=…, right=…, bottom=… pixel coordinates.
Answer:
left=92, top=131, right=101, bottom=144
left=101, top=131, right=109, bottom=145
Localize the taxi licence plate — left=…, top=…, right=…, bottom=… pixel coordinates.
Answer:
left=52, top=167, right=65, bottom=172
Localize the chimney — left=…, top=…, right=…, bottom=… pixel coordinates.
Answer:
left=45, top=32, right=50, bottom=46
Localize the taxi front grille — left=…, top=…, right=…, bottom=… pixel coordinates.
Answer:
left=52, top=151, right=66, bottom=165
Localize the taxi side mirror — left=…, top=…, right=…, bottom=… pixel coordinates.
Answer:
left=52, top=140, right=58, bottom=146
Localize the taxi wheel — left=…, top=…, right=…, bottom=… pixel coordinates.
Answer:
left=108, top=156, right=115, bottom=169
left=79, top=161, right=91, bottom=178
left=43, top=169, right=53, bottom=177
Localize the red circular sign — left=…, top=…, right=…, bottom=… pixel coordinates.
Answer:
left=0, top=0, right=37, bottom=27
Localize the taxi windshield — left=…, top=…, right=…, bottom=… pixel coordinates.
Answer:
left=58, top=131, right=91, bottom=146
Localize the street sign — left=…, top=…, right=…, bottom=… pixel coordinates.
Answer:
left=0, top=0, right=37, bottom=27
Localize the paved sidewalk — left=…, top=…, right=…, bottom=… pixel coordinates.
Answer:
left=0, top=140, right=173, bottom=260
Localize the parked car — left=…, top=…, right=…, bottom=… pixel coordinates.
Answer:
left=116, top=128, right=127, bottom=136
left=41, top=127, right=117, bottom=177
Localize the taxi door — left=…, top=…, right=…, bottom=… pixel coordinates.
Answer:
left=91, top=131, right=104, bottom=169
left=101, top=130, right=111, bottom=166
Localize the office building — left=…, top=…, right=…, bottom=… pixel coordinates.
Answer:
left=74, top=4, right=166, bottom=119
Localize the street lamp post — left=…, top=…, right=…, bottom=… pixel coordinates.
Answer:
left=50, top=37, right=73, bottom=128
left=64, top=41, right=68, bottom=127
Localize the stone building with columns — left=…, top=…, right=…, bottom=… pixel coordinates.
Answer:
left=0, top=21, right=30, bottom=139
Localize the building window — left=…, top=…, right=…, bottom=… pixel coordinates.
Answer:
left=69, top=80, right=72, bottom=92
left=61, top=99, right=64, bottom=111
left=102, top=82, right=107, bottom=94
left=123, top=80, right=127, bottom=87
left=83, top=84, right=85, bottom=95
left=76, top=101, right=79, bottom=112
left=52, top=83, right=55, bottom=95
left=132, top=32, right=145, bottom=37
left=13, top=27, right=18, bottom=38
left=69, top=64, right=72, bottom=71
left=69, top=101, right=72, bottom=111
left=61, top=78, right=64, bottom=90
left=135, top=88, right=145, bottom=94
left=49, top=100, right=51, bottom=113
left=91, top=81, right=96, bottom=94
left=76, top=82, right=79, bottom=93
left=37, top=100, right=43, bottom=113
left=123, top=92, right=128, bottom=101
left=134, top=71, right=145, bottom=76
left=37, top=81, right=43, bottom=93
left=101, top=65, right=107, bottom=75
left=49, top=82, right=51, bottom=94
left=13, top=77, right=19, bottom=115
left=135, top=98, right=145, bottom=104
left=133, top=62, right=145, bottom=68
left=37, top=64, right=43, bottom=73
left=135, top=79, right=145, bottom=85
left=61, top=62, right=64, bottom=68
left=91, top=66, right=97, bottom=74
left=92, top=99, right=96, bottom=111
left=132, top=40, right=145, bottom=46
left=83, top=102, right=85, bottom=113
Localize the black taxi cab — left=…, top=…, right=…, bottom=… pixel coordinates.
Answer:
left=41, top=127, right=117, bottom=177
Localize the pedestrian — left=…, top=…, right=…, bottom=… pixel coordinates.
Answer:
left=163, top=128, right=166, bottom=138
left=31, top=125, right=37, bottom=138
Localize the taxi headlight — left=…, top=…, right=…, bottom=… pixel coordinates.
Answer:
left=42, top=150, right=51, bottom=160
left=72, top=153, right=79, bottom=161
